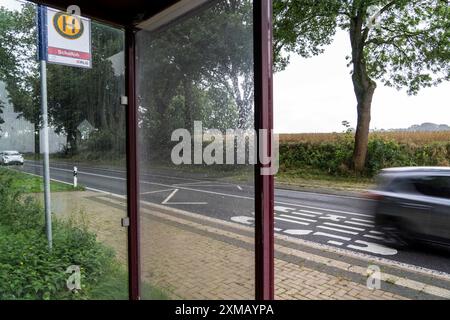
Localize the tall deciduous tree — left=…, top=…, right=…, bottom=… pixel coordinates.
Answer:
left=0, top=3, right=125, bottom=156
left=274, top=0, right=449, bottom=172
left=0, top=3, right=39, bottom=151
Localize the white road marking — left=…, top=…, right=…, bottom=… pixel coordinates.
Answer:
left=161, top=189, right=207, bottom=205
left=318, top=214, right=347, bottom=222
left=275, top=217, right=310, bottom=226
left=323, top=222, right=365, bottom=231
left=231, top=216, right=255, bottom=225
left=140, top=188, right=175, bottom=195
left=279, top=214, right=317, bottom=223
left=274, top=206, right=292, bottom=213
left=317, top=226, right=359, bottom=235
left=347, top=240, right=397, bottom=256
left=351, top=217, right=374, bottom=223
left=288, top=211, right=317, bottom=218
left=299, top=209, right=323, bottom=215
left=328, top=240, right=344, bottom=246
left=345, top=220, right=375, bottom=228
left=277, top=189, right=374, bottom=201
left=370, top=230, right=383, bottom=235
left=283, top=229, right=313, bottom=236
left=313, top=232, right=351, bottom=241
left=274, top=201, right=372, bottom=218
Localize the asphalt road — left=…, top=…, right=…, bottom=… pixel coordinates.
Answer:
left=14, top=159, right=450, bottom=274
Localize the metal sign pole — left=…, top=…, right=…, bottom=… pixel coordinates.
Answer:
left=38, top=5, right=52, bottom=250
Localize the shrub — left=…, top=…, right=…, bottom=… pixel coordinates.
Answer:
left=279, top=136, right=450, bottom=177
left=0, top=171, right=118, bottom=300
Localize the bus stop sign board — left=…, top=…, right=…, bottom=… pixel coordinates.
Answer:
left=40, top=7, right=92, bottom=68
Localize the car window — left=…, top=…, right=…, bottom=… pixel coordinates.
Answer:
left=412, top=176, right=450, bottom=199
left=386, top=177, right=417, bottom=194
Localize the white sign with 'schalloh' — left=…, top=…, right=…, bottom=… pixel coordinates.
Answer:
left=46, top=7, right=92, bottom=68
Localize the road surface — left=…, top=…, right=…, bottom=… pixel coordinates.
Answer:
left=14, top=159, right=450, bottom=274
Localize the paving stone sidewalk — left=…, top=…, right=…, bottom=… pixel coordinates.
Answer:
left=46, top=191, right=450, bottom=300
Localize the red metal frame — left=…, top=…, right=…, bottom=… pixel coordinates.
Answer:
left=125, top=27, right=141, bottom=300
left=254, top=0, right=274, bottom=300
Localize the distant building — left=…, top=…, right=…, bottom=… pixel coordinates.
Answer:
left=0, top=81, right=66, bottom=153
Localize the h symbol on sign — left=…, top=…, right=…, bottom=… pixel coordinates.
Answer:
left=63, top=16, right=77, bottom=34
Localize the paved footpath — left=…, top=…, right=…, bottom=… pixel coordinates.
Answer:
left=44, top=191, right=450, bottom=300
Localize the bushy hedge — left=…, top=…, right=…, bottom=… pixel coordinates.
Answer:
left=0, top=170, right=118, bottom=300
left=279, top=136, right=450, bottom=177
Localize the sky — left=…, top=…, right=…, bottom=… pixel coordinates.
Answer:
left=274, top=30, right=450, bottom=133
left=2, top=0, right=449, bottom=134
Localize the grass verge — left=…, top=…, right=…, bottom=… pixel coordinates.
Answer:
left=0, top=166, right=84, bottom=193
left=275, top=167, right=374, bottom=192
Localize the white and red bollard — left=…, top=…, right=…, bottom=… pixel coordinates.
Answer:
left=73, top=166, right=78, bottom=188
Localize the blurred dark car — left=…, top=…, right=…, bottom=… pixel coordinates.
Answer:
left=369, top=167, right=450, bottom=247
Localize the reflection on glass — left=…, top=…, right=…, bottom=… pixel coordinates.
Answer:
left=0, top=0, right=127, bottom=300
left=137, top=0, right=255, bottom=300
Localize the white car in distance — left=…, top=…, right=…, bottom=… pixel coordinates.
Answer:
left=0, top=151, right=24, bottom=165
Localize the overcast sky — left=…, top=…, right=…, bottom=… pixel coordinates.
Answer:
left=274, top=30, right=450, bottom=133
left=3, top=0, right=449, bottom=134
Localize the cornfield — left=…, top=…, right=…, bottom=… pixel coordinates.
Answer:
left=279, top=131, right=450, bottom=145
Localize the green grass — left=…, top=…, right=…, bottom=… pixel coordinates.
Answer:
left=89, top=265, right=170, bottom=300
left=275, top=167, right=375, bottom=192
left=0, top=167, right=85, bottom=193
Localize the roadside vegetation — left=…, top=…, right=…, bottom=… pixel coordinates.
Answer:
left=280, top=131, right=450, bottom=145
left=0, top=168, right=168, bottom=300
left=277, top=131, right=450, bottom=191
left=0, top=167, right=85, bottom=192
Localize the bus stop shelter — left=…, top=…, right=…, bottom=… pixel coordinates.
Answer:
left=30, top=0, right=274, bottom=300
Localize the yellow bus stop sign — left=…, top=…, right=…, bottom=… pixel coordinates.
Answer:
left=53, top=12, right=84, bottom=40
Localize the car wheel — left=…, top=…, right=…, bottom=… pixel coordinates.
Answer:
left=381, top=222, right=410, bottom=249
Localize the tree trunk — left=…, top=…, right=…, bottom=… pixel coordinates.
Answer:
left=183, top=77, right=194, bottom=131
left=349, top=12, right=377, bottom=173
left=352, top=82, right=375, bottom=172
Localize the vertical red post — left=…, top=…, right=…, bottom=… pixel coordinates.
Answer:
left=125, top=27, right=140, bottom=300
left=254, top=0, right=274, bottom=300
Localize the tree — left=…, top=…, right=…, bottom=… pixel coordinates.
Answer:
left=274, top=0, right=450, bottom=172
left=0, top=3, right=39, bottom=151
left=0, top=3, right=125, bottom=156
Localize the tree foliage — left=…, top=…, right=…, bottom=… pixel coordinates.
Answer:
left=275, top=0, right=449, bottom=93
left=274, top=0, right=449, bottom=171
left=0, top=0, right=255, bottom=161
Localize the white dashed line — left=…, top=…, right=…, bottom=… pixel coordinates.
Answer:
left=275, top=217, right=310, bottom=226
left=279, top=214, right=317, bottom=223
left=323, top=222, right=365, bottom=232
left=289, top=211, right=317, bottom=218
left=345, top=220, right=374, bottom=228
left=317, top=226, right=359, bottom=235
left=327, top=240, right=344, bottom=246
left=313, top=232, right=351, bottom=241
left=351, top=217, right=374, bottom=223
